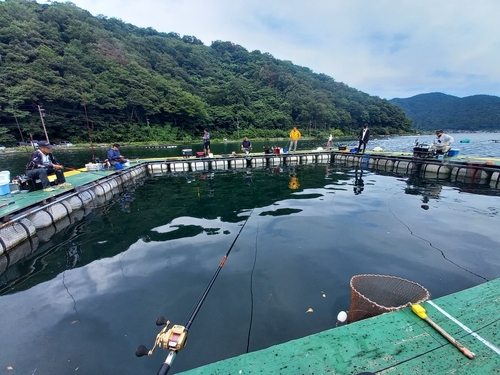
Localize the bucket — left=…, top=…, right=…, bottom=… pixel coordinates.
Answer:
left=0, top=171, right=10, bottom=184
left=447, top=149, right=460, bottom=157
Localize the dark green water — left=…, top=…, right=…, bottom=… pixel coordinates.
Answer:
left=0, top=140, right=500, bottom=374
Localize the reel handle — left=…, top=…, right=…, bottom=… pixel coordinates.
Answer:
left=156, top=316, right=168, bottom=326
left=135, top=345, right=150, bottom=357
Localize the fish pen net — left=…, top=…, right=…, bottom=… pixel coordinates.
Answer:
left=348, top=274, right=430, bottom=323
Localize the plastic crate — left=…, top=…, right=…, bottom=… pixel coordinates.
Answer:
left=85, top=163, right=103, bottom=171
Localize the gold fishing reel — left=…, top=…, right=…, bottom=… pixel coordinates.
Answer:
left=136, top=316, right=188, bottom=357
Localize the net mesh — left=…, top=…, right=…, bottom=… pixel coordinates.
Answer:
left=348, top=274, right=430, bottom=323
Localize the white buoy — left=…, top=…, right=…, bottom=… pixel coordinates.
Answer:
left=336, top=310, right=348, bottom=326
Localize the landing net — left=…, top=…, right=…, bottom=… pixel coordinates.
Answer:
left=348, top=274, right=430, bottom=323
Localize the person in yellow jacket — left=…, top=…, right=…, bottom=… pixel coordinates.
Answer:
left=289, top=126, right=301, bottom=152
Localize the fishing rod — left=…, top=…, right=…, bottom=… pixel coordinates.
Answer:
left=136, top=210, right=254, bottom=375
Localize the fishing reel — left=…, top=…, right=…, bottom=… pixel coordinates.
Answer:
left=136, top=316, right=188, bottom=357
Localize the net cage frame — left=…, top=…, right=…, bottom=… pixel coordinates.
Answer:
left=348, top=274, right=430, bottom=323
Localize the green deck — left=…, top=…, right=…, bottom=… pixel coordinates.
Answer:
left=0, top=167, right=127, bottom=220
left=178, top=279, right=500, bottom=375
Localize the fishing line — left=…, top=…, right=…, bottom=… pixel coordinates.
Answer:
left=184, top=209, right=254, bottom=331
left=136, top=209, right=254, bottom=375
left=388, top=191, right=488, bottom=281
left=246, top=221, right=259, bottom=353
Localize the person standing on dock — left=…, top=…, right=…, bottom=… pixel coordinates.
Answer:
left=289, top=126, right=301, bottom=152
left=327, top=133, right=333, bottom=150
left=203, top=129, right=211, bottom=156
left=26, top=141, right=71, bottom=192
left=107, top=144, right=127, bottom=166
left=431, top=130, right=454, bottom=154
left=357, top=124, right=370, bottom=153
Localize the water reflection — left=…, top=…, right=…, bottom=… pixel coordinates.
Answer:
left=353, top=169, right=365, bottom=195
left=1, top=165, right=499, bottom=375
left=288, top=167, right=300, bottom=190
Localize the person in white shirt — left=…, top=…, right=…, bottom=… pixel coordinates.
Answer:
left=431, top=130, right=454, bottom=154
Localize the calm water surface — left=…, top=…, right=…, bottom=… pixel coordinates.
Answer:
left=0, top=133, right=500, bottom=375
left=1, top=132, right=500, bottom=177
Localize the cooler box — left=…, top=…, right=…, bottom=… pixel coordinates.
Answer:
left=447, top=149, right=460, bottom=157
left=196, top=151, right=205, bottom=158
left=0, top=171, right=10, bottom=196
left=0, top=171, right=9, bottom=184
left=182, top=149, right=193, bottom=157
left=0, top=183, right=9, bottom=196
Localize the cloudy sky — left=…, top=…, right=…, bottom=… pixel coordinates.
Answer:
left=44, top=0, right=499, bottom=99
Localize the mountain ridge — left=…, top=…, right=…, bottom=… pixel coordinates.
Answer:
left=0, top=0, right=412, bottom=144
left=389, top=93, right=500, bottom=131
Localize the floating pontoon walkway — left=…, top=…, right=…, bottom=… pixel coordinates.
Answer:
left=2, top=148, right=500, bottom=271
left=142, top=149, right=500, bottom=188
left=178, top=278, right=500, bottom=375
left=0, top=163, right=147, bottom=272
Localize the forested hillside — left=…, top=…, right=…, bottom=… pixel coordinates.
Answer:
left=390, top=93, right=500, bottom=131
left=0, top=0, right=412, bottom=144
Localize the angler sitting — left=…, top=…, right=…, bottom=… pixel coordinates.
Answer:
left=107, top=143, right=127, bottom=167
left=431, top=130, right=454, bottom=155
left=241, top=137, right=252, bottom=153
left=26, top=141, right=71, bottom=192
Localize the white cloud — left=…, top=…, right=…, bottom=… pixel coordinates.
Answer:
left=42, top=0, right=500, bottom=99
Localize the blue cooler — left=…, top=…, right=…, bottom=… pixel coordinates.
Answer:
left=0, top=183, right=9, bottom=196
left=0, top=171, right=10, bottom=196
left=447, top=149, right=460, bottom=157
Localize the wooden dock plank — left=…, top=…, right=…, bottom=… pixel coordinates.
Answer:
left=177, top=279, right=500, bottom=375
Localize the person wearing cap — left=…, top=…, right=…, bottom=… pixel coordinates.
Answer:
left=107, top=143, right=127, bottom=166
left=25, top=141, right=71, bottom=192
left=431, top=130, right=454, bottom=154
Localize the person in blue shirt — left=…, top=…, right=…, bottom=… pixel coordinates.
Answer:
left=241, top=137, right=252, bottom=153
left=107, top=144, right=126, bottom=166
